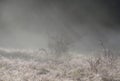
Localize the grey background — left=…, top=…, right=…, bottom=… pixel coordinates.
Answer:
left=0, top=0, right=120, bottom=54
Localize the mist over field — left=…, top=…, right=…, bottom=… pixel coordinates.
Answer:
left=0, top=0, right=120, bottom=81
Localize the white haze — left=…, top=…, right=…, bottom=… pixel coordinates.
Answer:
left=0, top=0, right=120, bottom=54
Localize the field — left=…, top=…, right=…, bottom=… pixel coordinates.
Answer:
left=0, top=48, right=120, bottom=81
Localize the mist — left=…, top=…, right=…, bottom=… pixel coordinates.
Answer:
left=0, top=0, right=120, bottom=54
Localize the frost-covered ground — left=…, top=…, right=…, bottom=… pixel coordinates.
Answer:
left=0, top=48, right=120, bottom=81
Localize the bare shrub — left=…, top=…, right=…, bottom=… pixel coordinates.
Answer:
left=99, top=40, right=118, bottom=69
left=48, top=34, right=73, bottom=58
left=87, top=57, right=101, bottom=73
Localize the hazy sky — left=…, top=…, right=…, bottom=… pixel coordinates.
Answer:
left=0, top=0, right=120, bottom=53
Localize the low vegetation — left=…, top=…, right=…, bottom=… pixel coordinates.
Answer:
left=0, top=48, right=120, bottom=81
